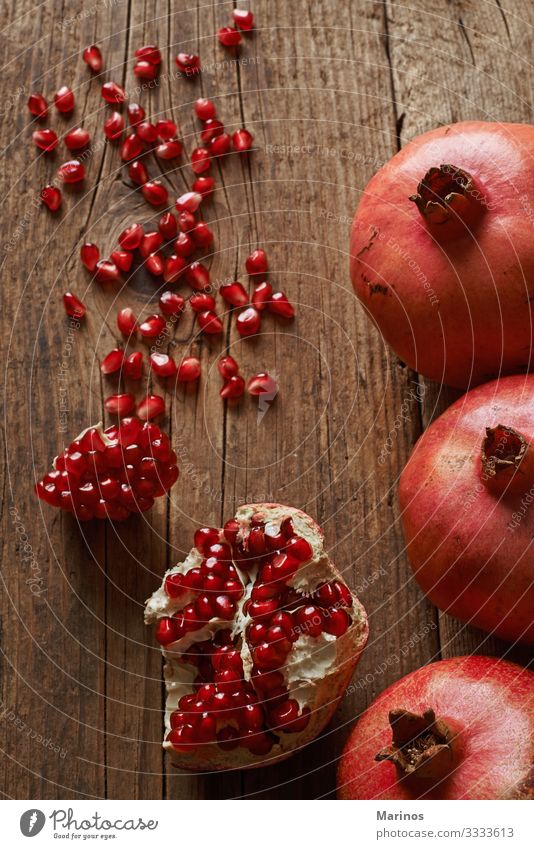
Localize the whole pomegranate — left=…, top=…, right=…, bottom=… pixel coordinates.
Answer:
left=338, top=656, right=534, bottom=799
left=350, top=121, right=534, bottom=388
left=399, top=374, right=534, bottom=644
left=145, top=503, right=368, bottom=769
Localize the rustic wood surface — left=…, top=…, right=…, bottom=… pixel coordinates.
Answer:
left=1, top=0, right=532, bottom=800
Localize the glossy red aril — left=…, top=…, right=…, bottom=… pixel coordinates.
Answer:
left=190, top=293, right=216, bottom=313
left=177, top=210, right=196, bottom=232
left=192, top=222, right=213, bottom=247
left=139, top=314, right=166, bottom=339
left=245, top=248, right=268, bottom=274
left=174, top=231, right=195, bottom=257
left=233, top=9, right=254, bottom=30
left=101, top=348, right=125, bottom=375
left=268, top=291, right=294, bottom=319
left=164, top=255, right=186, bottom=284
left=58, top=160, right=85, bottom=183
left=80, top=242, right=100, bottom=271
left=104, top=111, right=124, bottom=141
left=197, top=311, right=223, bottom=335
left=175, top=53, right=201, bottom=76
left=102, top=81, right=127, bottom=104
left=217, top=26, right=242, bottom=47
left=119, top=223, right=144, bottom=250
left=232, top=129, right=253, bottom=152
left=94, top=259, right=120, bottom=283
left=135, top=44, right=161, bottom=65
left=194, top=98, right=216, bottom=120
left=150, top=353, right=177, bottom=378
left=65, top=128, right=90, bottom=150
left=156, top=119, right=177, bottom=141
left=110, top=250, right=133, bottom=272
left=220, top=375, right=245, bottom=399
left=247, top=373, right=278, bottom=396
left=134, top=61, right=158, bottom=80
left=146, top=253, right=164, bottom=277
left=117, top=307, right=138, bottom=336
left=142, top=180, right=168, bottom=207
left=33, top=129, right=58, bottom=152
left=63, top=292, right=86, bottom=319
left=192, top=176, right=215, bottom=198
left=129, top=160, right=149, bottom=185
left=218, top=356, right=240, bottom=378
left=121, top=132, right=144, bottom=162
left=200, top=119, right=224, bottom=144
left=186, top=262, right=210, bottom=291
left=178, top=356, right=201, bottom=382
left=124, top=351, right=143, bottom=379
left=251, top=281, right=273, bottom=310
left=158, top=212, right=177, bottom=241
left=210, top=133, right=231, bottom=157
left=83, top=44, right=103, bottom=72
left=159, top=291, right=185, bottom=316
left=236, top=307, right=260, bottom=337
left=156, top=139, right=183, bottom=160
left=220, top=281, right=248, bottom=307
left=191, top=146, right=211, bottom=174
left=176, top=191, right=202, bottom=213
left=54, top=86, right=75, bottom=113
left=105, top=393, right=135, bottom=416
left=137, top=121, right=158, bottom=143
left=41, top=185, right=62, bottom=211
left=138, top=229, right=167, bottom=256
left=137, top=395, right=165, bottom=420
left=127, top=103, right=145, bottom=126
left=28, top=93, right=48, bottom=119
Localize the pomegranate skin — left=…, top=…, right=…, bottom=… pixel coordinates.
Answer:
left=338, top=656, right=534, bottom=800
left=400, top=375, right=534, bottom=644
left=350, top=121, right=534, bottom=388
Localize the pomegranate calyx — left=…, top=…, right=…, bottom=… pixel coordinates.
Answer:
left=375, top=708, right=455, bottom=780
left=481, top=424, right=534, bottom=495
left=409, top=164, right=479, bottom=226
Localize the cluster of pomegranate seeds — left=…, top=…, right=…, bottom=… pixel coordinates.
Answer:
left=218, top=356, right=245, bottom=399
left=217, top=8, right=254, bottom=49
left=35, top=418, right=179, bottom=521
left=134, top=44, right=162, bottom=80
left=192, top=95, right=253, bottom=166
left=155, top=511, right=353, bottom=755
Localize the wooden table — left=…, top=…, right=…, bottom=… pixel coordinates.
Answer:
left=1, top=0, right=532, bottom=800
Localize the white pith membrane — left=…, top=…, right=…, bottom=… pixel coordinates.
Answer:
left=145, top=503, right=368, bottom=769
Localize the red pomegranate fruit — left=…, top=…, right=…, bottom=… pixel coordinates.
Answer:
left=400, top=374, right=534, bottom=644
left=350, top=121, right=534, bottom=388
left=338, top=656, right=534, bottom=799
left=145, top=503, right=368, bottom=769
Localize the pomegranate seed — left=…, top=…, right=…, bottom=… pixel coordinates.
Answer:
left=104, top=111, right=124, bottom=141
left=333, top=580, right=353, bottom=607
left=251, top=281, right=273, bottom=310
left=164, top=254, right=186, bottom=283
left=41, top=185, right=62, bottom=211
left=175, top=191, right=202, bottom=213
left=197, top=311, right=223, bottom=335
left=156, top=139, right=183, bottom=160
left=28, top=93, right=48, bottom=119
left=186, top=261, right=210, bottom=290
left=194, top=98, right=216, bottom=120
left=150, top=352, right=177, bottom=378
left=322, top=608, right=350, bottom=636
left=83, top=44, right=103, bottom=72
left=200, top=119, right=224, bottom=144
left=218, top=26, right=241, bottom=47
left=247, top=372, right=278, bottom=396
left=175, top=53, right=201, bottom=76
left=80, top=243, right=100, bottom=271
left=268, top=291, right=294, bottom=319
left=64, top=128, right=90, bottom=150
left=137, top=121, right=158, bottom=143
left=110, top=250, right=133, bottom=272
left=135, top=44, right=161, bottom=64
left=174, top=231, right=195, bottom=257
left=105, top=393, right=135, bottom=416
left=124, top=351, right=143, bottom=379
left=127, top=103, right=145, bottom=126
left=94, top=259, right=120, bottom=283
left=54, top=86, right=74, bottom=114
left=210, top=133, right=231, bottom=157
left=63, top=292, right=86, bottom=319
left=134, top=61, right=158, bottom=80
left=101, top=348, right=125, bottom=375
left=119, top=223, right=144, bottom=250
left=156, top=119, right=177, bottom=141
left=102, top=81, right=127, bottom=104
left=178, top=356, right=201, bottom=382
left=220, top=375, right=245, bottom=399
left=159, top=291, right=185, bottom=316
left=218, top=356, right=239, bottom=378
left=146, top=253, right=164, bottom=276
left=142, top=180, right=168, bottom=207
left=129, top=160, right=149, bottom=185
left=220, top=281, right=248, bottom=307
left=137, top=395, right=165, bottom=420
left=32, top=129, right=58, bottom=152
left=139, top=231, right=164, bottom=257
left=117, top=307, right=138, bottom=336
left=177, top=210, right=196, bottom=232
left=269, top=699, right=300, bottom=729
left=121, top=132, right=144, bottom=162
left=155, top=617, right=179, bottom=645
left=236, top=307, right=260, bottom=337
left=58, top=160, right=85, bottom=183
left=295, top=605, right=323, bottom=638
left=191, top=146, right=211, bottom=174
left=190, top=293, right=215, bottom=313
left=192, top=176, right=215, bottom=198
left=191, top=222, right=213, bottom=247
left=233, top=9, right=254, bottom=30
left=232, top=129, right=253, bottom=152
left=285, top=536, right=313, bottom=561
left=158, top=212, right=177, bottom=241
left=245, top=248, right=268, bottom=274
left=139, top=314, right=165, bottom=339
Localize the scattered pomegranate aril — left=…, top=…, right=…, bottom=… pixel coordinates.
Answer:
left=105, top=393, right=135, bottom=416
left=142, top=180, right=168, bottom=207
left=137, top=394, right=165, bottom=420
left=175, top=53, right=201, bottom=76
left=177, top=356, right=201, bottom=382
left=192, top=176, right=215, bottom=198
left=146, top=253, right=164, bottom=276
left=251, top=281, right=273, bottom=310
left=63, top=292, right=86, bottom=319
left=80, top=242, right=100, bottom=272
left=247, top=372, right=278, bottom=396
left=268, top=291, right=294, bottom=319
left=322, top=608, right=350, bottom=636
left=54, top=86, right=75, bottom=114
left=194, top=98, right=216, bottom=121
left=175, top=191, right=202, bottom=213
left=197, top=311, right=223, bottom=335
left=177, top=210, right=196, bottom=232
left=245, top=248, right=268, bottom=275
left=110, top=250, right=133, bottom=272
left=28, top=93, right=48, bottom=119
left=137, top=121, right=158, bottom=143
left=190, top=293, right=215, bottom=313
left=101, top=348, right=125, bottom=375
left=191, top=146, right=211, bottom=174
left=128, top=160, right=149, bottom=185
left=191, top=221, right=213, bottom=247
left=233, top=9, right=254, bottom=30
left=200, top=119, right=224, bottom=144
left=210, top=133, right=232, bottom=157
left=139, top=231, right=164, bottom=258
left=135, top=44, right=161, bottom=64
left=156, top=139, right=183, bottom=160
left=65, top=128, right=90, bottom=150
left=150, top=352, right=177, bottom=378
left=164, top=254, right=186, bottom=283
left=232, top=129, right=253, bottom=152
left=41, top=185, right=62, bottom=211
left=94, top=259, right=121, bottom=283
left=120, top=132, right=144, bottom=161
left=127, top=102, right=145, bottom=126
left=174, top=231, right=195, bottom=257
left=186, top=261, right=210, bottom=291
left=218, top=26, right=242, bottom=47
left=117, top=307, right=138, bottom=336
left=156, top=119, right=177, bottom=141
left=159, top=291, right=185, bottom=316
left=101, top=81, right=127, bottom=104
left=218, top=356, right=240, bottom=378
left=158, top=212, right=177, bottom=241
left=139, top=314, right=166, bottom=339
left=236, top=307, right=260, bottom=337
left=58, top=160, right=85, bottom=183
left=124, top=351, right=143, bottom=379
left=83, top=44, right=103, bottom=72
left=32, top=129, right=58, bottom=152
left=104, top=111, right=124, bottom=141
left=220, top=375, right=245, bottom=399
left=134, top=61, right=158, bottom=80
left=220, top=281, right=248, bottom=308
left=118, top=223, right=144, bottom=250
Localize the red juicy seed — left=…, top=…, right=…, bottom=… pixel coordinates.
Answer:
left=142, top=180, right=168, bottom=207
left=295, top=605, right=323, bottom=638
left=200, top=119, right=224, bottom=144
left=233, top=9, right=254, bottom=30
left=268, top=291, right=295, bottom=319
left=251, top=281, right=273, bottom=310
left=236, top=307, right=260, bottom=337
left=54, top=86, right=75, bottom=114
left=174, top=231, right=195, bottom=257
left=135, top=44, right=161, bottom=64
left=124, top=351, right=143, bottom=379
left=182, top=568, right=203, bottom=592
left=129, top=160, right=149, bottom=185
left=28, top=93, right=48, bottom=119
left=253, top=642, right=282, bottom=670
left=110, top=250, right=133, bottom=272
left=63, top=292, right=86, bottom=319
left=118, top=417, right=143, bottom=445
left=146, top=253, right=164, bottom=276
left=119, top=223, right=144, bottom=250
left=139, top=314, right=165, bottom=339
left=190, top=293, right=215, bottom=312
left=223, top=518, right=240, bottom=546
left=251, top=582, right=278, bottom=601
left=105, top=393, right=135, bottom=416
left=192, top=176, right=215, bottom=198
left=176, top=191, right=202, bottom=213
left=191, top=221, right=213, bottom=247
left=117, top=307, right=138, bottom=336
left=197, top=311, right=223, bottom=335
left=150, top=352, right=177, bottom=378
left=156, top=119, right=177, bottom=140
left=137, top=121, right=158, bottom=143
left=322, top=608, right=350, bottom=636
left=78, top=428, right=106, bottom=453
left=41, top=185, right=62, bottom=211
left=58, top=160, right=85, bottom=183
left=266, top=626, right=292, bottom=656
left=102, top=81, right=127, bottom=104
left=80, top=242, right=99, bottom=271
left=248, top=526, right=267, bottom=555
left=213, top=595, right=235, bottom=619
left=137, top=395, right=165, bottom=420
left=195, top=595, right=214, bottom=622
left=247, top=372, right=278, bottom=396
left=177, top=210, right=196, bottom=232
left=232, top=128, right=253, bottom=152
left=220, top=281, right=248, bottom=308
left=83, top=44, right=103, bottom=72
left=269, top=699, right=300, bottom=730
left=65, top=128, right=90, bottom=150
left=270, top=611, right=295, bottom=638
left=127, top=103, right=145, bottom=126
left=218, top=26, right=241, bottom=47
left=217, top=727, right=239, bottom=750
left=156, top=139, right=183, bottom=160
left=285, top=536, right=313, bottom=562
left=194, top=526, right=220, bottom=553
left=210, top=132, right=232, bottom=157
left=177, top=356, right=201, bottom=382
left=333, top=580, right=353, bottom=607
left=159, top=291, right=185, bottom=316
left=94, top=259, right=121, bottom=283
left=248, top=622, right=268, bottom=645
left=104, top=111, right=124, bottom=141
left=220, top=375, right=245, bottom=399
left=186, top=261, right=210, bottom=291
left=164, top=254, right=186, bottom=283
left=101, top=348, right=124, bottom=374
left=191, top=146, right=211, bottom=174
left=240, top=704, right=264, bottom=732
left=197, top=714, right=217, bottom=741
left=155, top=617, right=179, bottom=645
left=245, top=248, right=268, bottom=275
left=194, top=98, right=216, bottom=120
left=159, top=212, right=177, bottom=240
left=32, top=129, right=58, bottom=152
left=249, top=599, right=279, bottom=621
left=120, top=132, right=144, bottom=162
left=175, top=53, right=201, bottom=76
left=218, top=356, right=239, bottom=378
left=140, top=231, right=164, bottom=257
left=134, top=61, right=158, bottom=80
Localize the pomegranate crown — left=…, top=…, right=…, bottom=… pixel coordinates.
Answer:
left=376, top=708, right=456, bottom=781
left=410, top=163, right=478, bottom=226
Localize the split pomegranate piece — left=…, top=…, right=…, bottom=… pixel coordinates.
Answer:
left=104, top=111, right=125, bottom=141
left=54, top=86, right=75, bottom=114
left=101, top=348, right=125, bottom=375
left=101, top=81, right=127, bottom=104
left=41, top=185, right=62, bottom=211
left=245, top=248, right=268, bottom=275
left=58, top=160, right=85, bottom=184
left=217, top=26, right=242, bottom=47
left=220, top=375, right=245, bottom=399
left=159, top=291, right=185, bottom=316
left=135, top=44, right=161, bottom=64
left=232, top=129, right=253, bottom=152
left=146, top=253, right=164, bottom=277
left=28, top=93, right=48, bottom=119
left=142, top=180, right=168, bottom=207
left=63, top=292, right=86, bottom=319
left=236, top=306, right=260, bottom=337
left=233, top=9, right=254, bottom=30
left=268, top=291, right=294, bottom=319
left=178, top=356, right=201, bottom=382
left=174, top=231, right=195, bottom=257
left=145, top=503, right=368, bottom=769
left=35, top=417, right=178, bottom=521
left=33, top=129, right=59, bottom=152
left=137, top=395, right=165, bottom=420
left=194, top=98, right=216, bottom=121
left=247, top=373, right=278, bottom=396
left=124, top=351, right=143, bottom=379
left=80, top=242, right=100, bottom=272
left=117, top=307, right=138, bottom=336
left=83, top=45, right=103, bottom=73
left=65, top=128, right=90, bottom=150
left=105, top=393, right=135, bottom=416
left=175, top=53, right=201, bottom=76
left=220, top=281, right=248, bottom=307
left=140, top=231, right=164, bottom=257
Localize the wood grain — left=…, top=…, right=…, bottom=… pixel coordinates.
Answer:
left=0, top=0, right=532, bottom=800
